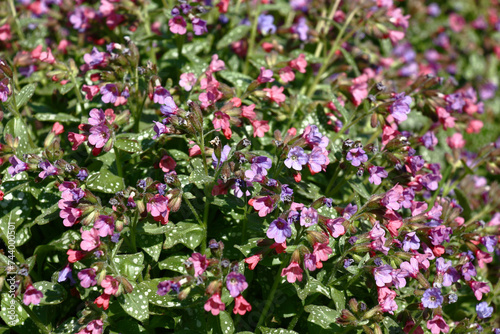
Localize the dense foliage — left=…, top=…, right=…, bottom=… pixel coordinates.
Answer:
left=0, top=0, right=499, bottom=333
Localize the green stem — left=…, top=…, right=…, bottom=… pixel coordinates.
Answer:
left=68, top=65, right=84, bottom=114
left=15, top=297, right=50, bottom=334
left=324, top=161, right=340, bottom=195
left=306, top=6, right=359, bottom=99
left=243, top=0, right=261, bottom=76
left=134, top=93, right=148, bottom=133
left=115, top=146, right=124, bottom=179
left=182, top=193, right=204, bottom=227
left=314, top=0, right=341, bottom=58
left=130, top=210, right=138, bottom=253
left=7, top=0, right=25, bottom=41
left=465, top=204, right=492, bottom=226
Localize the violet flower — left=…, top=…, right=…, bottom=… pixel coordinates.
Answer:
left=390, top=92, right=412, bottom=122
left=299, top=207, right=318, bottom=227
left=422, top=288, right=443, bottom=308
left=8, top=155, right=29, bottom=177
left=226, top=272, right=248, bottom=297
left=38, top=160, right=58, bottom=180
left=346, top=147, right=368, bottom=167
left=368, top=166, right=388, bottom=185
left=284, top=147, right=309, bottom=171
left=88, top=125, right=110, bottom=149
left=266, top=218, right=292, bottom=243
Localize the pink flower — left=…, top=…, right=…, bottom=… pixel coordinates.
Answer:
left=67, top=249, right=86, bottom=263
left=466, top=119, right=483, bottom=134
left=213, top=111, right=230, bottom=131
left=179, top=72, right=196, bottom=91
left=94, top=215, right=115, bottom=237
left=82, top=85, right=100, bottom=100
left=233, top=295, right=252, bottom=315
left=80, top=228, right=100, bottom=251
left=263, top=86, right=286, bottom=104
left=449, top=13, right=466, bottom=32
left=377, top=286, right=397, bottom=313
left=279, top=66, right=295, bottom=83
left=289, top=54, right=307, bottom=73
left=0, top=24, right=11, bottom=41
left=169, top=16, right=187, bottom=35
left=23, top=285, right=43, bottom=306
left=426, top=314, right=449, bottom=334
left=312, top=242, right=333, bottom=268
left=147, top=194, right=170, bottom=225
left=101, top=275, right=120, bottom=296
left=475, top=249, right=492, bottom=268
left=281, top=261, right=303, bottom=283
left=94, top=294, right=110, bottom=310
left=249, top=196, right=275, bottom=217
left=251, top=120, right=270, bottom=138
left=39, top=47, right=56, bottom=64
left=189, top=252, right=208, bottom=277
left=51, top=122, right=64, bottom=135
left=68, top=132, right=87, bottom=150
left=257, top=67, right=274, bottom=83
left=77, top=319, right=104, bottom=334
left=350, top=74, right=368, bottom=106
left=241, top=104, right=256, bottom=120
left=387, top=30, right=405, bottom=45
left=446, top=133, right=465, bottom=149
left=204, top=293, right=225, bottom=315
left=469, top=281, right=490, bottom=300
left=159, top=155, right=177, bottom=173
left=245, top=254, right=262, bottom=270
left=209, top=54, right=225, bottom=72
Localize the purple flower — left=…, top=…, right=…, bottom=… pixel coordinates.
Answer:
left=258, top=14, right=276, bottom=35
left=428, top=226, right=452, bottom=246
left=290, top=0, right=310, bottom=11
left=445, top=93, right=465, bottom=111
left=300, top=207, right=318, bottom=227
left=77, top=169, right=88, bottom=181
left=192, top=17, right=208, bottom=35
left=280, top=184, right=293, bottom=202
left=481, top=236, right=497, bottom=253
left=78, top=268, right=97, bottom=288
left=342, top=204, right=357, bottom=219
left=368, top=166, right=388, bottom=185
left=419, top=173, right=441, bottom=191
left=402, top=232, right=420, bottom=252
left=0, top=80, right=10, bottom=102
left=58, top=264, right=75, bottom=284
left=69, top=7, right=91, bottom=32
left=83, top=47, right=104, bottom=66
left=303, top=125, right=327, bottom=147
left=461, top=262, right=477, bottom=281
left=422, top=288, right=443, bottom=308
left=111, top=233, right=120, bottom=243
left=304, top=253, right=317, bottom=271
left=157, top=280, right=172, bottom=296
left=153, top=86, right=171, bottom=105
left=100, top=84, right=119, bottom=104
left=8, top=155, right=28, bottom=176
left=284, top=147, right=309, bottom=171
left=420, top=131, right=438, bottom=150
left=232, top=179, right=251, bottom=198
left=476, top=302, right=493, bottom=319
left=391, top=269, right=408, bottom=289
left=479, top=82, right=497, bottom=101
left=324, top=198, right=333, bottom=208
left=88, top=125, right=110, bottom=149
left=308, top=146, right=327, bottom=173
left=346, top=147, right=368, bottom=167
left=390, top=92, right=412, bottom=122
left=38, top=160, right=58, bottom=179
left=226, top=272, right=248, bottom=297
left=427, top=3, right=441, bottom=16
left=373, top=264, right=393, bottom=287
left=435, top=258, right=459, bottom=287
left=407, top=155, right=424, bottom=175
left=344, top=258, right=354, bottom=268
left=153, top=121, right=168, bottom=139
left=212, top=145, right=231, bottom=169
left=19, top=65, right=35, bottom=78
left=292, top=17, right=309, bottom=41
left=251, top=156, right=272, bottom=174
left=266, top=218, right=292, bottom=243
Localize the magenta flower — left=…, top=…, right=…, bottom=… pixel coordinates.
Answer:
left=169, top=16, right=187, bottom=35
left=299, top=207, right=318, bottom=227
left=80, top=228, right=100, bottom=251
left=402, top=232, right=420, bottom=252
left=0, top=80, right=10, bottom=102
left=428, top=225, right=452, bottom=246
left=8, top=155, right=28, bottom=176
left=257, top=67, right=275, bottom=84
left=435, top=257, right=459, bottom=286
left=88, top=125, right=110, bottom=149
left=377, top=286, right=397, bottom=314
left=368, top=166, right=388, bottom=185
left=60, top=207, right=82, bottom=227
left=326, top=218, right=346, bottom=238
left=226, top=272, right=248, bottom=297
left=83, top=47, right=105, bottom=66
left=267, top=218, right=292, bottom=243
left=426, top=314, right=449, bottom=334
left=94, top=215, right=115, bottom=237
left=78, top=268, right=97, bottom=288
left=153, top=86, right=171, bottom=105
left=390, top=92, right=412, bottom=122
left=470, top=281, right=490, bottom=301
left=400, top=257, right=419, bottom=278
left=23, top=285, right=43, bottom=306
left=303, top=253, right=317, bottom=271
left=346, top=147, right=368, bottom=167
left=381, top=185, right=404, bottom=211
left=308, top=146, right=327, bottom=173
left=147, top=194, right=170, bottom=224
left=285, top=147, right=309, bottom=171
left=38, top=160, right=58, bottom=180
left=157, top=280, right=173, bottom=296
left=204, top=293, right=225, bottom=316
left=250, top=196, right=275, bottom=217
left=88, top=108, right=105, bottom=126
left=189, top=252, right=208, bottom=277
left=281, top=261, right=303, bottom=283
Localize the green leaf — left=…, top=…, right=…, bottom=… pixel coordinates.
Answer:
left=348, top=180, right=370, bottom=200
left=0, top=293, right=29, bottom=327
left=4, top=117, right=37, bottom=155
left=339, top=48, right=361, bottom=77
left=16, top=83, right=36, bottom=109
left=163, top=222, right=204, bottom=250
left=58, top=82, right=75, bottom=95
left=158, top=255, right=188, bottom=274
left=216, top=25, right=251, bottom=50
left=0, top=189, right=32, bottom=246
left=118, top=282, right=149, bottom=322
left=34, top=113, right=79, bottom=123
left=305, top=305, right=340, bottom=330
left=382, top=317, right=405, bottom=334
left=189, top=158, right=213, bottom=186
left=329, top=92, right=350, bottom=123
left=259, top=328, right=298, bottom=334
left=114, top=138, right=143, bottom=153
left=54, top=317, right=79, bottom=334
left=329, top=287, right=345, bottom=310
left=32, top=281, right=67, bottom=305
left=234, top=238, right=261, bottom=257
left=113, top=253, right=144, bottom=281
left=296, top=278, right=330, bottom=301
left=137, top=222, right=169, bottom=235
left=34, top=203, right=59, bottom=225
left=137, top=233, right=163, bottom=261
left=218, top=71, right=253, bottom=92
left=86, top=168, right=124, bottom=194
left=454, top=188, right=471, bottom=220
left=219, top=311, right=235, bottom=334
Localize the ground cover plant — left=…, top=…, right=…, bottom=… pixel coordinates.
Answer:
left=0, top=0, right=499, bottom=333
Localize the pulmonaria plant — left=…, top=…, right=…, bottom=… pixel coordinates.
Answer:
left=0, top=0, right=499, bottom=333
